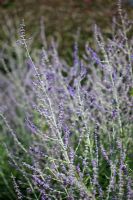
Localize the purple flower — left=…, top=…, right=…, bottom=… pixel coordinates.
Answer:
left=25, top=118, right=38, bottom=134
left=68, top=86, right=75, bottom=97
left=46, top=72, right=54, bottom=81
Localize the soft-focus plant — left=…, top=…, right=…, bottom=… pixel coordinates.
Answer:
left=0, top=0, right=133, bottom=199
left=0, top=17, right=39, bottom=199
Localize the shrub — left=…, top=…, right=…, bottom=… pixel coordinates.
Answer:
left=0, top=0, right=133, bottom=199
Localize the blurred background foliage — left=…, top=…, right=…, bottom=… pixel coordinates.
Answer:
left=0, top=0, right=133, bottom=64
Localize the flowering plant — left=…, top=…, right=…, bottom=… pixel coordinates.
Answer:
left=0, top=0, right=133, bottom=199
